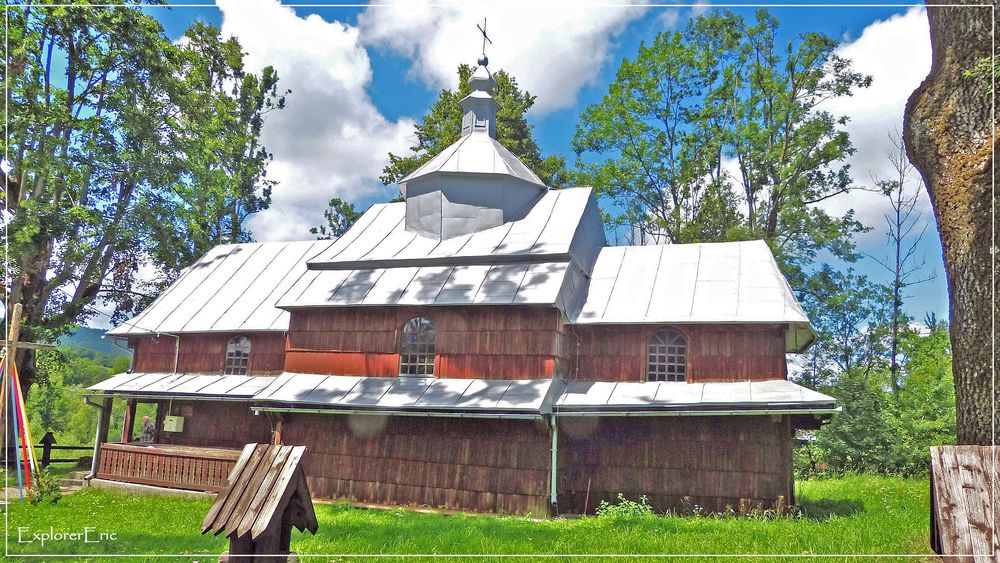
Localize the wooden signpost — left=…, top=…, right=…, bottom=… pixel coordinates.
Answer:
left=929, top=445, right=998, bottom=561
left=202, top=443, right=318, bottom=562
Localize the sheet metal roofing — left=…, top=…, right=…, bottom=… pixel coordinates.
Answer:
left=305, top=187, right=605, bottom=272
left=107, top=240, right=331, bottom=336
left=86, top=372, right=275, bottom=399
left=87, top=372, right=835, bottom=415
left=253, top=372, right=561, bottom=415
left=554, top=379, right=837, bottom=412
left=398, top=132, right=545, bottom=189
left=276, top=261, right=585, bottom=312
left=572, top=240, right=815, bottom=351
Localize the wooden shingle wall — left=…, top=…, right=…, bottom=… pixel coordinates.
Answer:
left=559, top=324, right=788, bottom=382
left=285, top=306, right=562, bottom=379
left=155, top=400, right=272, bottom=449
left=557, top=415, right=794, bottom=514
left=130, top=333, right=286, bottom=375
left=280, top=413, right=552, bottom=515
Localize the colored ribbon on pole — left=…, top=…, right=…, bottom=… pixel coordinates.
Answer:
left=5, top=356, right=24, bottom=503
left=13, top=360, right=37, bottom=475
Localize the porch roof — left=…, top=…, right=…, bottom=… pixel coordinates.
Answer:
left=554, top=379, right=838, bottom=415
left=85, top=372, right=837, bottom=417
left=86, top=372, right=276, bottom=400
left=252, top=372, right=562, bottom=417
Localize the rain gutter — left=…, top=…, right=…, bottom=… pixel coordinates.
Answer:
left=553, top=407, right=841, bottom=417
left=81, top=392, right=256, bottom=403
left=250, top=405, right=543, bottom=420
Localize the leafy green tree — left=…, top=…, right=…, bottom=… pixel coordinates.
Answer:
left=573, top=9, right=870, bottom=280
left=811, top=370, right=896, bottom=474
left=1, top=5, right=285, bottom=390
left=311, top=197, right=361, bottom=239
left=28, top=374, right=69, bottom=435
left=890, top=325, right=956, bottom=473
left=145, top=21, right=288, bottom=271
left=381, top=64, right=571, bottom=189
left=795, top=266, right=892, bottom=388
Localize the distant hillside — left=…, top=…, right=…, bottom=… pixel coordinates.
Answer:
left=59, top=327, right=129, bottom=357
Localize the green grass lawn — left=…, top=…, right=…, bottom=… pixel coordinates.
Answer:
left=4, top=475, right=933, bottom=562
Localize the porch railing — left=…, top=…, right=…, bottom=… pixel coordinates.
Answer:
left=96, top=442, right=241, bottom=493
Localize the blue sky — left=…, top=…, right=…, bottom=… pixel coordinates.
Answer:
left=147, top=1, right=946, bottom=321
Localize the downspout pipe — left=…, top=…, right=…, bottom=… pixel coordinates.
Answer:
left=83, top=396, right=111, bottom=481
left=549, top=414, right=558, bottom=514
left=155, top=332, right=180, bottom=374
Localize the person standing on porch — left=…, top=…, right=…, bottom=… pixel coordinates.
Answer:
left=140, top=416, right=155, bottom=443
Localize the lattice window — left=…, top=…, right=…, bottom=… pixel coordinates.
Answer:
left=224, top=336, right=252, bottom=376
left=399, top=317, right=436, bottom=377
left=646, top=328, right=687, bottom=382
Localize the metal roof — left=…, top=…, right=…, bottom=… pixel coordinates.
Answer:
left=276, top=261, right=586, bottom=313
left=107, top=240, right=331, bottom=336
left=86, top=371, right=835, bottom=417
left=398, top=132, right=545, bottom=189
left=555, top=379, right=837, bottom=413
left=253, top=372, right=561, bottom=415
left=572, top=240, right=815, bottom=351
left=86, top=372, right=276, bottom=399
left=305, top=187, right=606, bottom=273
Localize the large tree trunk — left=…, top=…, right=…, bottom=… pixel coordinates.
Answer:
left=904, top=2, right=999, bottom=445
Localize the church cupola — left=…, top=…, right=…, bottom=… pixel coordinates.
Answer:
left=398, top=39, right=548, bottom=241
left=460, top=56, right=500, bottom=138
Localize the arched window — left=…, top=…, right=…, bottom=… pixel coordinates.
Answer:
left=224, top=336, right=252, bottom=375
left=399, top=317, right=436, bottom=377
left=646, top=328, right=686, bottom=382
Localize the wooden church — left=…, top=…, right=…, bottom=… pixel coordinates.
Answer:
left=86, top=54, right=837, bottom=516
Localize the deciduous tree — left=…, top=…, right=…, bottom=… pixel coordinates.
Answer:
left=1, top=5, right=285, bottom=391
left=903, top=2, right=998, bottom=445
left=311, top=197, right=360, bottom=239
left=573, top=9, right=870, bottom=283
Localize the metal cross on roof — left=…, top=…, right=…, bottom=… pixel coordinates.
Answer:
left=477, top=18, right=492, bottom=65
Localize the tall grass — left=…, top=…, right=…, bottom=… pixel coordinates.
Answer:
left=5, top=475, right=932, bottom=562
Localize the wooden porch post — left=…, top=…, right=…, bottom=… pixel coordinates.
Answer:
left=121, top=399, right=137, bottom=443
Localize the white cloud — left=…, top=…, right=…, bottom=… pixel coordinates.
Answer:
left=216, top=0, right=413, bottom=242
left=819, top=7, right=932, bottom=245
left=357, top=2, right=645, bottom=115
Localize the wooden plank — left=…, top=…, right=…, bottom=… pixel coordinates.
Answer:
left=234, top=445, right=294, bottom=537
left=206, top=444, right=271, bottom=536
left=929, top=446, right=997, bottom=561
left=250, top=446, right=307, bottom=539
left=202, top=443, right=258, bottom=531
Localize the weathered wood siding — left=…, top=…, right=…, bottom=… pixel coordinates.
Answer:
left=154, top=400, right=272, bottom=449
left=559, top=324, right=787, bottom=382
left=135, top=399, right=797, bottom=516
left=557, top=415, right=794, bottom=514
left=929, top=445, right=999, bottom=560
left=286, top=306, right=562, bottom=379
left=280, top=413, right=552, bottom=515
left=130, top=333, right=286, bottom=375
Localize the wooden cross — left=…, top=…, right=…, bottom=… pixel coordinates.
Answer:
left=477, top=18, right=492, bottom=59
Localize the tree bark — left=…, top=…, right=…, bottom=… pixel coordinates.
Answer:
left=904, top=2, right=999, bottom=445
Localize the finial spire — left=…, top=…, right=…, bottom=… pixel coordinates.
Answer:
left=477, top=18, right=492, bottom=67
left=460, top=18, right=499, bottom=138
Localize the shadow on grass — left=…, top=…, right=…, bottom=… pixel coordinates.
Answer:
left=798, top=497, right=865, bottom=520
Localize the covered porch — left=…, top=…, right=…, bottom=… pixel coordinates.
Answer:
left=85, top=372, right=276, bottom=493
